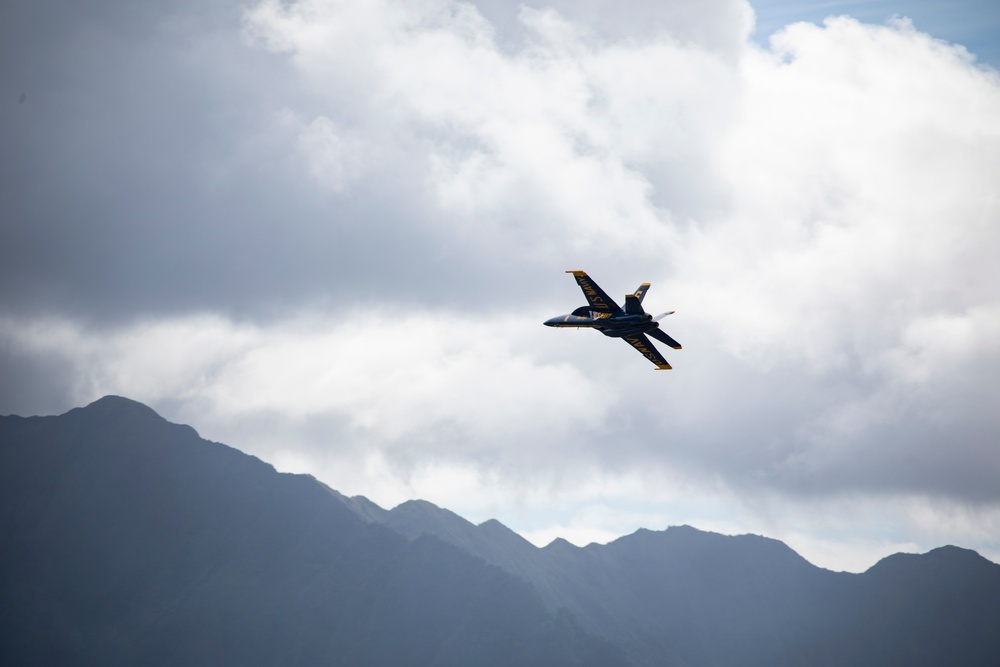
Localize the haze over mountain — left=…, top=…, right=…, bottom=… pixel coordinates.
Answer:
left=3, top=397, right=1000, bottom=666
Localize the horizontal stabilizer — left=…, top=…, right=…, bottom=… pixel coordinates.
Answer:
left=648, top=327, right=682, bottom=350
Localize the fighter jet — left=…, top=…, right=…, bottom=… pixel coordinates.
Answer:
left=544, top=270, right=681, bottom=370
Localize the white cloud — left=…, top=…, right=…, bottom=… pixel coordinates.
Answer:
left=245, top=0, right=697, bottom=262
left=680, top=16, right=1000, bottom=369
left=0, top=310, right=612, bottom=470
left=5, top=0, right=1000, bottom=572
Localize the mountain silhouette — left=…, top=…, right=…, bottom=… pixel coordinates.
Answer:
left=366, top=500, right=1000, bottom=666
left=3, top=396, right=999, bottom=666
left=0, top=396, right=627, bottom=666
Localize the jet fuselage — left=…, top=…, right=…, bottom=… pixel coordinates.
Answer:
left=543, top=309, right=660, bottom=338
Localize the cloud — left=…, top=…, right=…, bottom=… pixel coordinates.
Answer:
left=3, top=0, right=1000, bottom=570
left=681, top=16, right=1000, bottom=362
left=660, top=16, right=1000, bottom=502
left=245, top=0, right=725, bottom=265
left=0, top=310, right=613, bottom=473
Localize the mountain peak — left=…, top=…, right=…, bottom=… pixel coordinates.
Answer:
left=868, top=543, right=1000, bottom=577
left=926, top=544, right=995, bottom=564
left=72, top=395, right=166, bottom=422
left=544, top=537, right=578, bottom=551
left=50, top=395, right=208, bottom=447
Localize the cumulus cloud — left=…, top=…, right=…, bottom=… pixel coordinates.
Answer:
left=244, top=0, right=703, bottom=263
left=0, top=310, right=613, bottom=473
left=242, top=0, right=1000, bottom=555
left=664, top=16, right=1000, bottom=500
left=3, top=0, right=999, bottom=569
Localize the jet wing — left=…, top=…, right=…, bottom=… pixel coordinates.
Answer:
left=648, top=327, right=682, bottom=350
left=565, top=271, right=621, bottom=314
left=622, top=333, right=672, bottom=370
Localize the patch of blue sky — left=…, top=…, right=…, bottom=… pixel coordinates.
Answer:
left=751, top=0, right=1000, bottom=69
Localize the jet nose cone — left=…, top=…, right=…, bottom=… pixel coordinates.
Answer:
left=543, top=316, right=561, bottom=327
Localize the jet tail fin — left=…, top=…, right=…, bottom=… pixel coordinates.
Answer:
left=624, top=294, right=646, bottom=315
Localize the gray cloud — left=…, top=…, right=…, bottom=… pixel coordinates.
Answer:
left=1, top=0, right=517, bottom=324
left=3, top=0, right=999, bottom=570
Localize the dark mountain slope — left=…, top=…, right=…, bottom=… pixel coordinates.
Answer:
left=0, top=396, right=630, bottom=667
left=5, top=396, right=1000, bottom=667
left=832, top=546, right=1000, bottom=667
left=353, top=495, right=1000, bottom=667
left=354, top=497, right=845, bottom=666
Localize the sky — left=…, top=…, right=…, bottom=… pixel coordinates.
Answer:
left=2, top=0, right=999, bottom=572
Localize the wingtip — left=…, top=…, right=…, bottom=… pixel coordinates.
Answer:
left=656, top=363, right=673, bottom=370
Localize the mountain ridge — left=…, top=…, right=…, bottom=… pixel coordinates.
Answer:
left=0, top=396, right=628, bottom=667
left=3, top=396, right=999, bottom=666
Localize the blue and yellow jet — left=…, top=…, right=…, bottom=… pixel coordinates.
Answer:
left=544, top=270, right=682, bottom=370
